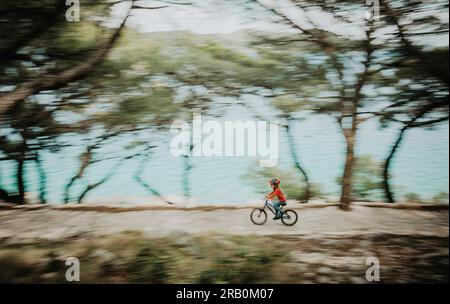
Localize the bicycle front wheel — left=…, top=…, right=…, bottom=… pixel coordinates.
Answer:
left=250, top=208, right=267, bottom=225
left=281, top=209, right=298, bottom=226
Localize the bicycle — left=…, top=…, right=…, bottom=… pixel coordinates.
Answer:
left=250, top=199, right=298, bottom=226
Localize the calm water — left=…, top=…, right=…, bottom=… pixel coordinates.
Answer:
left=1, top=2, right=448, bottom=204
left=0, top=102, right=448, bottom=205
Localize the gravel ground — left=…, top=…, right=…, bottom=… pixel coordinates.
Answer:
left=0, top=205, right=447, bottom=243
left=0, top=205, right=447, bottom=283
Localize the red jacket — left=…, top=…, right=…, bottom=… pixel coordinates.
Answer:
left=267, top=188, right=286, bottom=202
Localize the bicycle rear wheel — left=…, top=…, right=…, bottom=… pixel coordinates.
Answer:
left=281, top=209, right=298, bottom=226
left=250, top=208, right=267, bottom=225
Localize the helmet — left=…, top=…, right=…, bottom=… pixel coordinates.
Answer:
left=270, top=178, right=281, bottom=186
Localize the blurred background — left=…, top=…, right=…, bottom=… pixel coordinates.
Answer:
left=0, top=0, right=448, bottom=207
left=0, top=0, right=448, bottom=284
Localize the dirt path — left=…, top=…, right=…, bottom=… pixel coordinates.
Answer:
left=0, top=205, right=447, bottom=244
left=0, top=205, right=448, bottom=283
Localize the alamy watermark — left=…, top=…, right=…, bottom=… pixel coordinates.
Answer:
left=365, top=0, right=381, bottom=22
left=64, top=1, right=381, bottom=23
left=65, top=257, right=80, bottom=282
left=170, top=112, right=279, bottom=167
left=365, top=257, right=381, bottom=282
left=66, top=0, right=80, bottom=22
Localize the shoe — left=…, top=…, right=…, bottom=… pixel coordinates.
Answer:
left=273, top=215, right=281, bottom=220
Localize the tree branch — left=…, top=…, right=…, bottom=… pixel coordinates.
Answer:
left=0, top=0, right=137, bottom=117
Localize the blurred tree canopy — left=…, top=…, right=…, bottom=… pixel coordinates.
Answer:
left=0, top=0, right=448, bottom=206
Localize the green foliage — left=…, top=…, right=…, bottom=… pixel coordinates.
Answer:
left=0, top=0, right=448, bottom=205
left=198, top=249, right=282, bottom=284
left=0, top=233, right=289, bottom=283
left=95, top=87, right=181, bottom=128
left=127, top=240, right=173, bottom=283
left=336, top=155, right=384, bottom=201
left=0, top=102, right=64, bottom=159
left=245, top=164, right=322, bottom=201
left=272, top=94, right=306, bottom=114
left=404, top=193, right=423, bottom=204
left=431, top=192, right=449, bottom=204
left=403, top=192, right=449, bottom=204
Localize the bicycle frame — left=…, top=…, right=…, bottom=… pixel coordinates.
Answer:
left=264, top=200, right=279, bottom=215
left=251, top=199, right=296, bottom=226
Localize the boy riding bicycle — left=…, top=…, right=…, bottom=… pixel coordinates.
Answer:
left=265, top=178, right=287, bottom=220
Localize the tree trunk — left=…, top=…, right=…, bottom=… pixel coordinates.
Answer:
left=383, top=125, right=409, bottom=203
left=338, top=23, right=372, bottom=210
left=0, top=0, right=136, bottom=116
left=64, top=149, right=92, bottom=204
left=78, top=182, right=103, bottom=204
left=381, top=107, right=434, bottom=204
left=182, top=144, right=194, bottom=203
left=35, top=152, right=47, bottom=204
left=17, top=157, right=25, bottom=204
left=16, top=132, right=28, bottom=205
left=64, top=175, right=77, bottom=204
left=0, top=0, right=66, bottom=64
left=134, top=147, right=173, bottom=205
left=78, top=158, right=124, bottom=204
left=340, top=129, right=356, bottom=210
left=382, top=104, right=438, bottom=204
left=286, top=118, right=311, bottom=203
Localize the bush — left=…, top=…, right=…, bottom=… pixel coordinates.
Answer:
left=126, top=240, right=173, bottom=283
left=431, top=192, right=449, bottom=204
left=336, top=155, right=384, bottom=201
left=198, top=250, right=283, bottom=284
left=245, top=165, right=322, bottom=202
left=0, top=233, right=289, bottom=283
left=404, top=193, right=423, bottom=203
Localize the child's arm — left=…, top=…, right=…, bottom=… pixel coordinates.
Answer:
left=265, top=191, right=275, bottom=199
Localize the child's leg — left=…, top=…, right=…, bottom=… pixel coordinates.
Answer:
left=272, top=201, right=283, bottom=218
